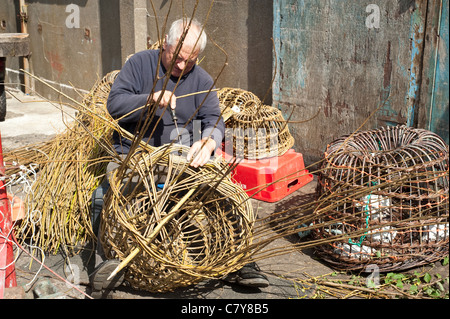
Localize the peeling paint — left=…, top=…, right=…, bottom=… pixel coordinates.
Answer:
left=273, top=0, right=447, bottom=164
left=406, top=1, right=426, bottom=127
left=45, top=50, right=64, bottom=78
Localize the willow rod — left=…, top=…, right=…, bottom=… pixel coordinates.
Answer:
left=116, top=88, right=220, bottom=123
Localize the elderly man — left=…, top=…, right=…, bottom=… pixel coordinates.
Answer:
left=107, top=18, right=223, bottom=166
left=89, top=18, right=269, bottom=298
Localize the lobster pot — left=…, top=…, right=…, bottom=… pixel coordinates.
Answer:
left=314, top=126, right=449, bottom=272
left=225, top=105, right=295, bottom=160
left=100, top=145, right=255, bottom=292
left=218, top=87, right=261, bottom=122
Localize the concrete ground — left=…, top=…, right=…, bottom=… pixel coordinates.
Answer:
left=0, top=89, right=78, bottom=151
left=1, top=90, right=448, bottom=303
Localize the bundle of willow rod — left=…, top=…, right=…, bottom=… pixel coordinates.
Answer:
left=13, top=71, right=119, bottom=254
left=3, top=71, right=120, bottom=171
left=2, top=140, right=52, bottom=175
left=99, top=144, right=255, bottom=293
left=312, top=125, right=449, bottom=272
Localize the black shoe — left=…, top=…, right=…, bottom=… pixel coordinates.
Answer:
left=89, top=259, right=125, bottom=298
left=223, top=262, right=269, bottom=288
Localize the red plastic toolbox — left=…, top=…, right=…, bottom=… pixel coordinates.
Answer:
left=217, top=148, right=313, bottom=202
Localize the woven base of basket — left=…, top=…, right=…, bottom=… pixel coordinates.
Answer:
left=100, top=145, right=255, bottom=292
left=314, top=125, right=449, bottom=272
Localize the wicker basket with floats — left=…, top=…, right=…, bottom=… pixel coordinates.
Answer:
left=314, top=125, right=449, bottom=272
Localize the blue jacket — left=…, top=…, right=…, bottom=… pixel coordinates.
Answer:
left=107, top=49, right=224, bottom=154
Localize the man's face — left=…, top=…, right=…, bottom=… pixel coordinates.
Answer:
left=162, top=42, right=199, bottom=78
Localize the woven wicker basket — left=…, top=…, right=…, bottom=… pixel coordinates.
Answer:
left=99, top=145, right=255, bottom=292
left=218, top=87, right=261, bottom=122
left=314, top=125, right=449, bottom=272
left=224, top=104, right=295, bottom=160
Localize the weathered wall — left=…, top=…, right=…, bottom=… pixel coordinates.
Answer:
left=23, top=0, right=122, bottom=101
left=273, top=0, right=449, bottom=165
left=274, top=0, right=416, bottom=165
left=143, top=0, right=274, bottom=103
left=2, top=0, right=273, bottom=104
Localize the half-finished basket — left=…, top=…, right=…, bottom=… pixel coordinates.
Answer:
left=100, top=145, right=255, bottom=292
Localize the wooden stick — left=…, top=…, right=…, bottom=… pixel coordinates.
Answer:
left=107, top=186, right=198, bottom=280
left=177, top=88, right=219, bottom=99
left=115, top=88, right=220, bottom=122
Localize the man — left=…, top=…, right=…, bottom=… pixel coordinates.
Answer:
left=107, top=18, right=223, bottom=166
left=89, top=18, right=269, bottom=298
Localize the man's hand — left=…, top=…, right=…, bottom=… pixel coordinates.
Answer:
left=152, top=90, right=176, bottom=109
left=187, top=138, right=216, bottom=168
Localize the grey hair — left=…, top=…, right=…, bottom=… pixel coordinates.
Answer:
left=166, top=18, right=207, bottom=53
